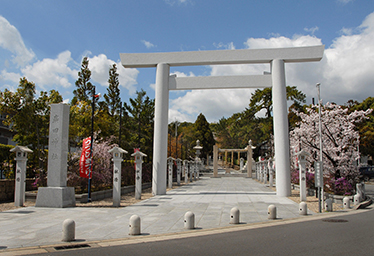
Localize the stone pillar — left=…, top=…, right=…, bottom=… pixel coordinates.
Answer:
left=167, top=157, right=174, bottom=189
left=189, top=161, right=193, bottom=182
left=263, top=161, right=267, bottom=184
left=109, top=147, right=128, bottom=206
left=240, top=158, right=244, bottom=171
left=36, top=103, right=75, bottom=208
left=269, top=158, right=274, bottom=188
left=272, top=59, right=291, bottom=197
left=231, top=151, right=234, bottom=167
left=213, top=145, right=218, bottom=178
left=247, top=141, right=254, bottom=178
left=176, top=158, right=182, bottom=185
left=11, top=146, right=32, bottom=207
left=152, top=63, right=170, bottom=195
left=132, top=150, right=146, bottom=200
left=297, top=150, right=309, bottom=202
left=183, top=160, right=188, bottom=183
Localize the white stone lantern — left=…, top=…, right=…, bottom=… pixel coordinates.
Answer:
left=297, top=149, right=310, bottom=202
left=10, top=146, right=33, bottom=207
left=131, top=150, right=147, bottom=200
left=108, top=147, right=128, bottom=207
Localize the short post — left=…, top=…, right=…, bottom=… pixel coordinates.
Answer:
left=108, top=147, right=128, bottom=207
left=10, top=146, right=33, bottom=207
left=183, top=160, right=188, bottom=183
left=184, top=211, right=195, bottom=229
left=343, top=197, right=350, bottom=209
left=62, top=219, right=75, bottom=242
left=299, top=202, right=307, bottom=215
left=297, top=150, right=310, bottom=202
left=129, top=215, right=141, bottom=235
left=268, top=205, right=277, bottom=220
left=132, top=150, right=147, bottom=200
left=176, top=158, right=182, bottom=185
left=325, top=198, right=333, bottom=212
left=230, top=207, right=240, bottom=224
left=167, top=157, right=175, bottom=189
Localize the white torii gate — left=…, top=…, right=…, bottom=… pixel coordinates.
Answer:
left=120, top=45, right=324, bottom=197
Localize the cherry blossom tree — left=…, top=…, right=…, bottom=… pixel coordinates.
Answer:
left=290, top=103, right=372, bottom=191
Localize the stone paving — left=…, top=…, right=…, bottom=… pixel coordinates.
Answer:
left=0, top=171, right=304, bottom=250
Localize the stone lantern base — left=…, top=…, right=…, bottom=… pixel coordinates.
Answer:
left=35, top=187, right=75, bottom=208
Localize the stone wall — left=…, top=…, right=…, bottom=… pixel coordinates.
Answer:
left=0, top=179, right=37, bottom=202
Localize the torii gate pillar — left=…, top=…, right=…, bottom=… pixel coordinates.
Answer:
left=152, top=63, right=170, bottom=195
left=272, top=59, right=291, bottom=196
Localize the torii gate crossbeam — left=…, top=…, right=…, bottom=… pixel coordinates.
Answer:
left=120, top=45, right=324, bottom=197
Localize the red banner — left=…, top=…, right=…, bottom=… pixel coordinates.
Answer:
left=79, top=137, right=91, bottom=178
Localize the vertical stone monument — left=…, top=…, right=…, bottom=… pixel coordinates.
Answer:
left=36, top=103, right=76, bottom=208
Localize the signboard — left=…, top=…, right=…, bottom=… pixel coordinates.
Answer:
left=79, top=137, right=91, bottom=178
left=314, top=161, right=323, bottom=187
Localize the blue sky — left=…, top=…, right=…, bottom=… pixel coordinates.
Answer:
left=1, top=0, right=374, bottom=122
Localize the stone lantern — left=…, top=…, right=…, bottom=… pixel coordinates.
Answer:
left=108, top=147, right=128, bottom=207
left=193, top=140, right=203, bottom=159
left=131, top=150, right=147, bottom=200
left=10, top=146, right=33, bottom=207
left=297, top=149, right=310, bottom=202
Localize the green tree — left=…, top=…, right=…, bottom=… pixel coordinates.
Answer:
left=349, top=97, right=374, bottom=160
left=104, top=64, right=121, bottom=117
left=249, top=86, right=306, bottom=118
left=124, top=90, right=154, bottom=162
left=0, top=78, right=63, bottom=175
left=194, top=113, right=215, bottom=159
left=72, top=57, right=93, bottom=104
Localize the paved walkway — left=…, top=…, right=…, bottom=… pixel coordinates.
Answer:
left=0, top=172, right=304, bottom=250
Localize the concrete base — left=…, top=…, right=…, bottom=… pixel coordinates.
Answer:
left=35, top=187, right=76, bottom=208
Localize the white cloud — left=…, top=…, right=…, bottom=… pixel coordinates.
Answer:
left=88, top=54, right=139, bottom=95
left=141, top=40, right=156, bottom=49
left=21, top=51, right=77, bottom=91
left=337, top=0, right=354, bottom=4
left=304, top=26, right=319, bottom=35
left=169, top=11, right=374, bottom=122
left=164, top=0, right=191, bottom=6
left=213, top=42, right=235, bottom=50
left=0, top=16, right=35, bottom=66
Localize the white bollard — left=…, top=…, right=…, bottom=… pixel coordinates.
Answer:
left=325, top=198, right=333, bottom=212
left=129, top=215, right=141, bottom=235
left=184, top=211, right=195, bottom=229
left=354, top=194, right=361, bottom=205
left=299, top=202, right=307, bottom=215
left=62, top=219, right=75, bottom=242
left=268, top=205, right=277, bottom=220
left=229, top=207, right=240, bottom=224
left=343, top=197, right=351, bottom=209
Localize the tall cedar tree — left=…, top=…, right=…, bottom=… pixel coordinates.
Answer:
left=104, top=64, right=121, bottom=117
left=194, top=113, right=215, bottom=159
left=72, top=57, right=93, bottom=104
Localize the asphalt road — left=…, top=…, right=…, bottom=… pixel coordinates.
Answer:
left=32, top=208, right=374, bottom=256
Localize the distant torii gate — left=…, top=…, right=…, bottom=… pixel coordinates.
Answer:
left=213, top=140, right=256, bottom=178
left=120, top=45, right=324, bottom=197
